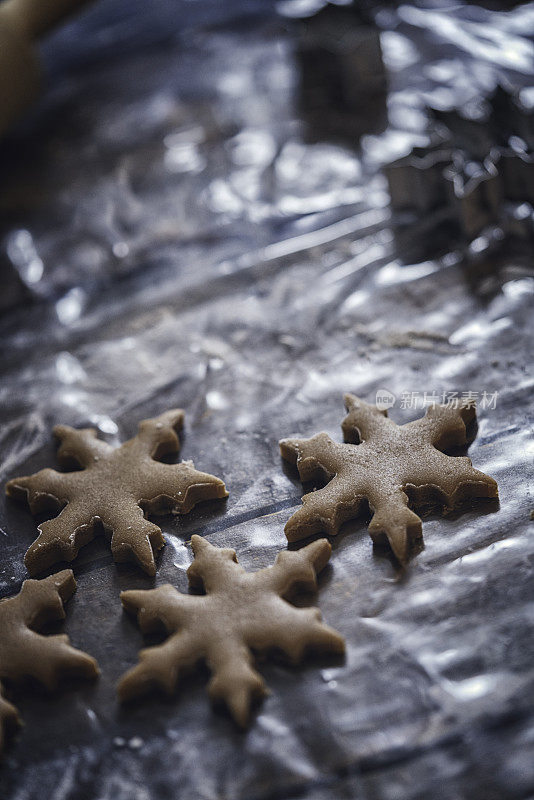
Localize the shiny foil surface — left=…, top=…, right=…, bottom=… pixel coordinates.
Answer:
left=0, top=1, right=533, bottom=798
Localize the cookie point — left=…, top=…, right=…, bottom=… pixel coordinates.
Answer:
left=120, top=590, right=141, bottom=614
left=5, top=477, right=28, bottom=501
left=211, top=479, right=229, bottom=499
left=53, top=568, right=75, bottom=581
left=48, top=569, right=77, bottom=602
left=165, top=408, right=185, bottom=432
left=458, top=400, right=477, bottom=417
left=389, top=535, right=409, bottom=565
left=143, top=561, right=157, bottom=578
left=51, top=568, right=76, bottom=588
left=77, top=652, right=100, bottom=680
left=343, top=392, right=357, bottom=409
left=487, top=476, right=499, bottom=497
left=190, top=534, right=206, bottom=553
left=279, top=438, right=299, bottom=463
left=331, top=629, right=346, bottom=655
left=300, top=537, right=332, bottom=573
left=284, top=520, right=304, bottom=542
left=318, top=537, right=332, bottom=559
left=226, top=689, right=253, bottom=729
left=23, top=547, right=43, bottom=576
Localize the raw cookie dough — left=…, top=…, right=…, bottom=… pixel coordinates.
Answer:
left=0, top=570, right=98, bottom=754
left=280, top=394, right=498, bottom=563
left=6, top=410, right=228, bottom=576
left=118, top=535, right=345, bottom=727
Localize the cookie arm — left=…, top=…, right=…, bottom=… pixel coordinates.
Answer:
left=247, top=603, right=345, bottom=664
left=24, top=503, right=95, bottom=575
left=17, top=569, right=76, bottom=624
left=284, top=473, right=365, bottom=541
left=280, top=432, right=344, bottom=481
left=118, top=631, right=201, bottom=700
left=414, top=402, right=475, bottom=451
left=206, top=639, right=267, bottom=728
left=0, top=571, right=99, bottom=689
left=341, top=393, right=392, bottom=443
left=444, top=461, right=498, bottom=502
left=186, top=535, right=243, bottom=594
left=255, top=538, right=332, bottom=596
left=7, top=631, right=99, bottom=690
left=108, top=505, right=165, bottom=577
left=367, top=487, right=422, bottom=564
left=119, top=587, right=202, bottom=699
left=6, top=467, right=75, bottom=512
left=120, top=584, right=196, bottom=633
left=135, top=410, right=185, bottom=459
left=139, top=461, right=228, bottom=515
left=54, top=425, right=112, bottom=468
left=408, top=451, right=499, bottom=505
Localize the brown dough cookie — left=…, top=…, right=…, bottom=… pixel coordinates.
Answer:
left=118, top=535, right=345, bottom=727
left=0, top=570, right=98, bottom=754
left=280, top=394, right=498, bottom=563
left=6, top=410, right=228, bottom=576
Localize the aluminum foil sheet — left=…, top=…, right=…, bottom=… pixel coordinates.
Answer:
left=0, top=1, right=533, bottom=798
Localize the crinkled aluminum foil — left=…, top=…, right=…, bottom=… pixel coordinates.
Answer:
left=0, top=2, right=533, bottom=798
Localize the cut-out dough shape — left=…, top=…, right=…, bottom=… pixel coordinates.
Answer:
left=0, top=570, right=98, bottom=754
left=280, top=394, right=498, bottom=562
left=118, top=535, right=345, bottom=727
left=6, top=410, right=228, bottom=576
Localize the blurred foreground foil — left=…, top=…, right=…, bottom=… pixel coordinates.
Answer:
left=0, top=1, right=533, bottom=799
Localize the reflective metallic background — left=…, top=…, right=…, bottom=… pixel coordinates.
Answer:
left=0, top=1, right=533, bottom=798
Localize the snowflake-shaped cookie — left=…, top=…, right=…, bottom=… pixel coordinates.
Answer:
left=0, top=570, right=98, bottom=753
left=6, top=410, right=228, bottom=576
left=280, top=394, right=498, bottom=562
left=118, top=535, right=345, bottom=726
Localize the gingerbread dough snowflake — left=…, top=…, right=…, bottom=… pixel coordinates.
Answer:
left=6, top=410, right=228, bottom=576
left=118, top=534, right=345, bottom=726
left=0, top=570, right=98, bottom=753
left=280, top=394, right=498, bottom=563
